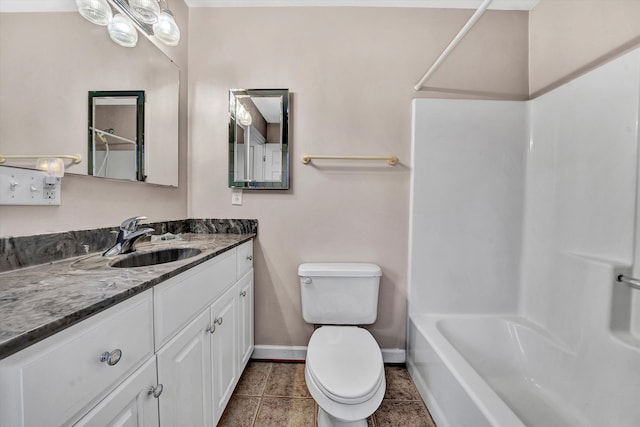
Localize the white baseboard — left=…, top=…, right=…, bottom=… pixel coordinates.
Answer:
left=252, top=345, right=406, bottom=364
left=252, top=345, right=308, bottom=361
left=381, top=348, right=406, bottom=363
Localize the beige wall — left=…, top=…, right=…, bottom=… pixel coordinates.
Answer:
left=188, top=7, right=528, bottom=350
left=530, top=0, right=640, bottom=97
left=0, top=1, right=189, bottom=236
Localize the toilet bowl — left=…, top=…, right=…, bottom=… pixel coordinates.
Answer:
left=305, top=326, right=385, bottom=426
left=298, top=262, right=385, bottom=427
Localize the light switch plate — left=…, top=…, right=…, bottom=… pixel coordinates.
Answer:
left=0, top=166, right=61, bottom=205
left=231, top=188, right=243, bottom=205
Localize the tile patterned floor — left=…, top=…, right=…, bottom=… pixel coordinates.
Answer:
left=219, top=361, right=437, bottom=427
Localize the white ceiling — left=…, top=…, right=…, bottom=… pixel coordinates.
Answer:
left=0, top=0, right=540, bottom=13
left=251, top=97, right=282, bottom=124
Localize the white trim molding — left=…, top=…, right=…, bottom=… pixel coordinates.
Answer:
left=185, top=0, right=539, bottom=10
left=252, top=345, right=406, bottom=364
left=0, top=0, right=77, bottom=12
left=252, top=345, right=308, bottom=361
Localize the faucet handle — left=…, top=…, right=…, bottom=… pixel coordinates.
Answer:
left=120, top=216, right=148, bottom=232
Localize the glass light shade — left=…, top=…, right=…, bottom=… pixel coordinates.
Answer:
left=76, top=0, right=113, bottom=26
left=128, top=0, right=161, bottom=24
left=153, top=11, right=181, bottom=46
left=237, top=104, right=252, bottom=126
left=108, top=14, right=138, bottom=48
left=36, top=158, right=65, bottom=177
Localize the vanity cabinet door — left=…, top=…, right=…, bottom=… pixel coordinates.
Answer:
left=210, top=285, right=238, bottom=426
left=237, top=269, right=254, bottom=370
left=156, top=309, right=213, bottom=427
left=74, top=357, right=160, bottom=427
left=236, top=240, right=253, bottom=280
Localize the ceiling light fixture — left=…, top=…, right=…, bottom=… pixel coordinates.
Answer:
left=75, top=0, right=181, bottom=48
left=76, top=0, right=112, bottom=26
left=237, top=103, right=253, bottom=127
left=108, top=13, right=139, bottom=47
left=36, top=158, right=66, bottom=178
left=128, top=0, right=161, bottom=25
left=153, top=8, right=181, bottom=46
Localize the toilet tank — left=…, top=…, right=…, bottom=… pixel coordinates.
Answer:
left=298, top=263, right=382, bottom=325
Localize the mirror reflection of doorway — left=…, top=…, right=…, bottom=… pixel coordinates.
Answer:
left=88, top=91, right=145, bottom=181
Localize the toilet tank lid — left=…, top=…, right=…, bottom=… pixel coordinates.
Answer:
left=298, top=263, right=382, bottom=277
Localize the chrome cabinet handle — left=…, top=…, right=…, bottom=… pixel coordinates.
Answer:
left=100, top=349, right=122, bottom=366
left=240, top=290, right=247, bottom=297
left=246, top=255, right=253, bottom=261
left=148, top=384, right=163, bottom=398
left=207, top=317, right=224, bottom=334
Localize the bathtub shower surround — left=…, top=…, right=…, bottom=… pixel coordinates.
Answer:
left=408, top=48, right=640, bottom=427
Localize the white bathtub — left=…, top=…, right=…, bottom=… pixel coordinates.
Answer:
left=407, top=314, right=640, bottom=427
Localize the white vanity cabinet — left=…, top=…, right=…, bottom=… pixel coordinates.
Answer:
left=155, top=240, right=254, bottom=426
left=0, top=239, right=254, bottom=427
left=0, top=290, right=155, bottom=427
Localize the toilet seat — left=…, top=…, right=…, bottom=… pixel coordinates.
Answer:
left=306, top=326, right=384, bottom=405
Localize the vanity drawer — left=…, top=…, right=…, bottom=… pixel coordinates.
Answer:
left=236, top=240, right=254, bottom=280
left=0, top=290, right=154, bottom=427
left=154, top=249, right=236, bottom=349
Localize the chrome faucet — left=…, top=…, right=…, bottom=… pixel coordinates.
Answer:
left=103, top=216, right=154, bottom=257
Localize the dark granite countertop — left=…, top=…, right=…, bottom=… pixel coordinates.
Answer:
left=0, top=232, right=255, bottom=360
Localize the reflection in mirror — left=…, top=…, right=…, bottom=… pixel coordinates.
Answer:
left=0, top=9, right=179, bottom=187
left=89, top=91, right=145, bottom=181
left=229, top=89, right=289, bottom=189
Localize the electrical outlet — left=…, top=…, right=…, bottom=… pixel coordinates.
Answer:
left=231, top=188, right=243, bottom=205
left=44, top=188, right=57, bottom=199
left=43, top=176, right=60, bottom=200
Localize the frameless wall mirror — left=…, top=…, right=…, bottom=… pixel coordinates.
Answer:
left=229, top=89, right=289, bottom=189
left=88, top=91, right=144, bottom=181
left=0, top=8, right=179, bottom=187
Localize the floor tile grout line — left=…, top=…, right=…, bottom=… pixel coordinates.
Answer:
left=249, top=361, right=271, bottom=426
left=259, top=362, right=273, bottom=397
left=261, top=395, right=315, bottom=400
left=250, top=396, right=262, bottom=427
left=261, top=396, right=312, bottom=399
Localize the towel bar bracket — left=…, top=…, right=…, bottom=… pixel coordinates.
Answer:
left=617, top=275, right=640, bottom=290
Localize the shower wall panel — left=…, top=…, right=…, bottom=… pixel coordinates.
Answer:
left=409, top=99, right=527, bottom=315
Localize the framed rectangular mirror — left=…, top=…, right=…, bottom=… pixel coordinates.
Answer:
left=0, top=7, right=179, bottom=187
left=88, top=91, right=145, bottom=181
left=229, top=89, right=289, bottom=189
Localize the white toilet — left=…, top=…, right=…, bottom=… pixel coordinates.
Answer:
left=298, top=263, right=385, bottom=427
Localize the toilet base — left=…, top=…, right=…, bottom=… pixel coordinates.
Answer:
left=318, top=407, right=368, bottom=427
